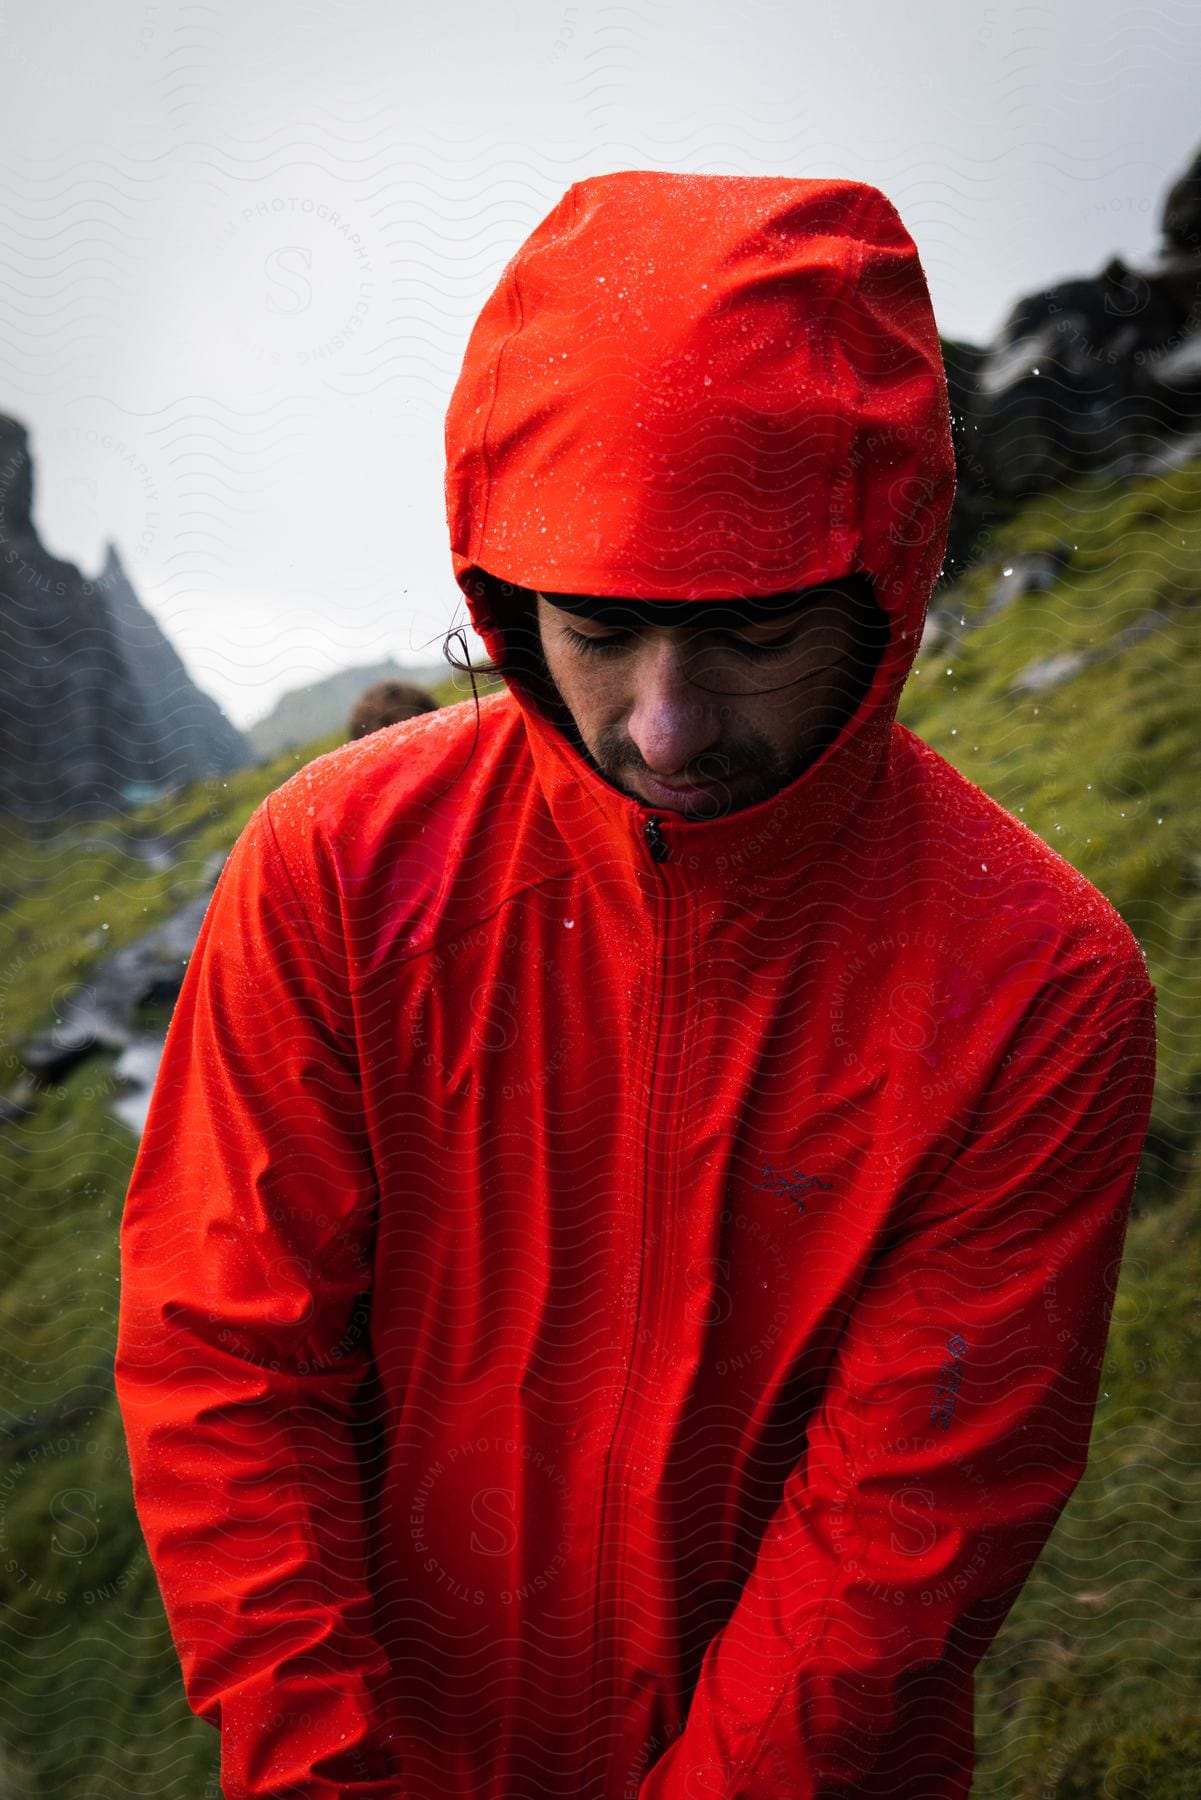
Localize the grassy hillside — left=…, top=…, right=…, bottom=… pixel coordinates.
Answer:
left=0, top=462, right=1198, bottom=1796
left=894, top=458, right=1201, bottom=1796
left=0, top=739, right=345, bottom=1798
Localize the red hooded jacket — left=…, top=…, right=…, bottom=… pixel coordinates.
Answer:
left=115, top=172, right=1157, bottom=1799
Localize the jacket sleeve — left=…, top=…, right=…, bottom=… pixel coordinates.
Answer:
left=114, top=797, right=405, bottom=1799
left=638, top=943, right=1157, bottom=1800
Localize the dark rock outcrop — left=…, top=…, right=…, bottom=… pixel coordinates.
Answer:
left=942, top=142, right=1201, bottom=580
left=0, top=414, right=250, bottom=822
left=99, top=542, right=249, bottom=793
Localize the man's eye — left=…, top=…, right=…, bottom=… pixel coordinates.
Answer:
left=562, top=625, right=803, bottom=659
left=735, top=632, right=801, bottom=658
left=564, top=628, right=631, bottom=656
left=713, top=630, right=803, bottom=659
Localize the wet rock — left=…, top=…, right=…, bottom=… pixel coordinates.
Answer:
left=0, top=1073, right=39, bottom=1127
left=983, top=548, right=1074, bottom=621
left=941, top=140, right=1201, bottom=578
left=1010, top=651, right=1088, bottom=696
left=16, top=853, right=225, bottom=1082
left=111, top=1037, right=165, bottom=1137
left=919, top=611, right=946, bottom=653
left=1008, top=606, right=1174, bottom=698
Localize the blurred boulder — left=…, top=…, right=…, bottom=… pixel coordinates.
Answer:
left=347, top=678, right=438, bottom=741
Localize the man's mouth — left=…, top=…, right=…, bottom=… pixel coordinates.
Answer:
left=634, top=770, right=741, bottom=812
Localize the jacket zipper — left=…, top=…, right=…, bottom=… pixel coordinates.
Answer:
left=583, top=808, right=673, bottom=1788
left=644, top=813, right=671, bottom=862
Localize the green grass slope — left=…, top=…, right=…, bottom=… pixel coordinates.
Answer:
left=896, top=458, right=1201, bottom=1798
left=0, top=462, right=1198, bottom=1796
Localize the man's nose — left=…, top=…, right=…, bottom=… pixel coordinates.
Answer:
left=624, top=641, right=724, bottom=777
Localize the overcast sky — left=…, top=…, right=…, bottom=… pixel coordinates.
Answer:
left=3, top=0, right=1200, bottom=728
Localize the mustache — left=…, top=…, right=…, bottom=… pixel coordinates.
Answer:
left=593, top=727, right=775, bottom=786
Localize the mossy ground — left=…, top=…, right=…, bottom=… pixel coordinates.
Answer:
left=1, top=463, right=1198, bottom=1795
left=897, top=458, right=1201, bottom=1797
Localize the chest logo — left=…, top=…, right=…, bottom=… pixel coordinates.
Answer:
left=753, top=1164, right=833, bottom=1214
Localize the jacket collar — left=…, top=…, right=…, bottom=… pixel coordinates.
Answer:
left=513, top=659, right=897, bottom=902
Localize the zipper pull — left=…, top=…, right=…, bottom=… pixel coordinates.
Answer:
left=644, top=814, right=670, bottom=863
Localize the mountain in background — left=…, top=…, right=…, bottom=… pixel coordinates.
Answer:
left=0, top=413, right=251, bottom=822
left=246, top=656, right=448, bottom=759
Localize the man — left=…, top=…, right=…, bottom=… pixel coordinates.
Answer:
left=115, top=172, right=1156, bottom=1800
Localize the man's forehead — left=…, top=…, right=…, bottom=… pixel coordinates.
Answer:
left=537, top=583, right=856, bottom=627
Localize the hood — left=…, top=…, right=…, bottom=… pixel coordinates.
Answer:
left=443, top=170, right=956, bottom=878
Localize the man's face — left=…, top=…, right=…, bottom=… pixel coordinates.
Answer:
left=534, top=586, right=883, bottom=819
